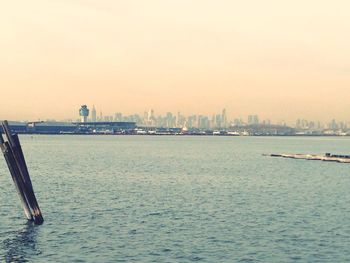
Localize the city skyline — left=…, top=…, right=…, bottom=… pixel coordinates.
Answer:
left=11, top=104, right=350, bottom=131
left=1, top=1, right=350, bottom=122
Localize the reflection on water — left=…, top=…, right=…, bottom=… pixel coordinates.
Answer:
left=2, top=222, right=41, bottom=262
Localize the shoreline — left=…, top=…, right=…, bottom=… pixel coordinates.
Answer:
left=4, top=133, right=350, bottom=137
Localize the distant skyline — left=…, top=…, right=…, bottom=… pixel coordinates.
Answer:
left=1, top=1, right=350, bottom=122
left=10, top=104, right=350, bottom=129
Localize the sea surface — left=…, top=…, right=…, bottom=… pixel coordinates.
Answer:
left=1, top=135, right=350, bottom=262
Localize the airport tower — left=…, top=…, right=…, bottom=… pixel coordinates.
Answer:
left=79, top=105, right=90, bottom=123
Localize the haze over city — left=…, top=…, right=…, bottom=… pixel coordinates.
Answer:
left=2, top=2, right=350, bottom=262
left=1, top=0, right=349, bottom=122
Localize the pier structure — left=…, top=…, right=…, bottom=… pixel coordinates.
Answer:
left=267, top=153, right=350, bottom=163
left=0, top=121, right=44, bottom=225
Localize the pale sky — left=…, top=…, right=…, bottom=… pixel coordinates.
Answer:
left=0, top=0, right=349, bottom=123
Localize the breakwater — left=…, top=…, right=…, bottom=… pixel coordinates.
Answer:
left=267, top=153, right=350, bottom=163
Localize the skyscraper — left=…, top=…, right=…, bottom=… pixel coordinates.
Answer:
left=91, top=105, right=97, bottom=122
left=147, top=109, right=155, bottom=126
left=248, top=115, right=259, bottom=125
left=221, top=109, right=227, bottom=129
left=114, top=112, right=122, bottom=122
left=215, top=114, right=222, bottom=129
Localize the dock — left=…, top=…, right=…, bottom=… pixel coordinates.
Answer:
left=267, top=153, right=350, bottom=163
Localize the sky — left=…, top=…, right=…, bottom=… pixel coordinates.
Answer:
left=0, top=0, right=349, bottom=123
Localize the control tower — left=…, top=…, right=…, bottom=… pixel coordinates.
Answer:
left=79, top=105, right=89, bottom=123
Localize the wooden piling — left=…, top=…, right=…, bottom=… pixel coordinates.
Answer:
left=0, top=141, right=33, bottom=220
left=0, top=121, right=44, bottom=225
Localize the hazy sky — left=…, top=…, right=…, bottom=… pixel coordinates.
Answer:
left=1, top=0, right=349, bottom=123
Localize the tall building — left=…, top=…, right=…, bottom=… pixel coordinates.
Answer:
left=233, top=118, right=242, bottom=126
left=91, top=105, right=97, bottom=122
left=210, top=115, right=215, bottom=129
left=221, top=109, right=227, bottom=128
left=166, top=112, right=174, bottom=128
left=248, top=115, right=259, bottom=125
left=177, top=112, right=186, bottom=128
left=187, top=115, right=197, bottom=128
left=147, top=109, right=155, bottom=126
left=215, top=114, right=222, bottom=129
left=114, top=112, right=122, bottom=122
left=148, top=109, right=154, bottom=121
left=329, top=119, right=338, bottom=130
left=198, top=115, right=209, bottom=129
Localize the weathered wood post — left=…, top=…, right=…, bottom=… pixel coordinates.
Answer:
left=0, top=121, right=44, bottom=225
left=0, top=137, right=33, bottom=220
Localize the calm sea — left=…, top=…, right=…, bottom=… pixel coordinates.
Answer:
left=1, top=135, right=350, bottom=262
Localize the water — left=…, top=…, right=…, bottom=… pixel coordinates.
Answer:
left=1, top=135, right=350, bottom=262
